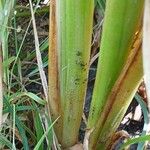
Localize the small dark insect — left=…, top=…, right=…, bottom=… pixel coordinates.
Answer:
left=82, top=78, right=87, bottom=84
left=74, top=78, right=80, bottom=85
left=80, top=62, right=87, bottom=67
left=75, top=78, right=80, bottom=82
left=75, top=59, right=87, bottom=71
left=76, top=51, right=82, bottom=56
left=80, top=62, right=85, bottom=67
left=80, top=62, right=87, bottom=71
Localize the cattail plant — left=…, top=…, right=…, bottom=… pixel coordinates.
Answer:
left=86, top=0, right=144, bottom=149
left=48, top=0, right=145, bottom=149
left=48, top=0, right=94, bottom=148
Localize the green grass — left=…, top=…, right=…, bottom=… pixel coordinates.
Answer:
left=0, top=0, right=53, bottom=149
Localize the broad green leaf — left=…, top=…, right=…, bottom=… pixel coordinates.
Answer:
left=87, top=0, right=144, bottom=149
left=88, top=0, right=144, bottom=131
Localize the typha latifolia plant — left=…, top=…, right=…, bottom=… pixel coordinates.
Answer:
left=48, top=0, right=94, bottom=148
left=48, top=0, right=144, bottom=149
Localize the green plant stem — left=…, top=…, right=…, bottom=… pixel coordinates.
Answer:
left=48, top=0, right=94, bottom=148
left=88, top=0, right=144, bottom=130
left=85, top=40, right=143, bottom=149
left=97, top=48, right=143, bottom=150
left=48, top=0, right=62, bottom=142
left=87, top=0, right=144, bottom=149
